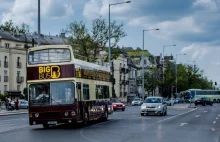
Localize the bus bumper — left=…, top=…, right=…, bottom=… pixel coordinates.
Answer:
left=29, top=118, right=77, bottom=125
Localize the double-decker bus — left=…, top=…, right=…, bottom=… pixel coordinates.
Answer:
left=182, top=89, right=220, bottom=103
left=27, top=45, right=113, bottom=128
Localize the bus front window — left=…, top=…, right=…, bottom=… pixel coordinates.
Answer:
left=29, top=82, right=75, bottom=106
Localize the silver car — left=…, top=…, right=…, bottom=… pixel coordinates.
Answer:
left=131, top=98, right=143, bottom=106
left=140, top=97, right=167, bottom=116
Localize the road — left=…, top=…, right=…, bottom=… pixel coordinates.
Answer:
left=0, top=104, right=219, bottom=142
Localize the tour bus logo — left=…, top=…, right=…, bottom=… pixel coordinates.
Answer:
left=38, top=66, right=61, bottom=79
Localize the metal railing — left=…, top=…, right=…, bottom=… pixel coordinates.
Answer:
left=73, top=53, right=110, bottom=67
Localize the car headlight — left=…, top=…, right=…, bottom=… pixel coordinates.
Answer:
left=157, top=105, right=161, bottom=108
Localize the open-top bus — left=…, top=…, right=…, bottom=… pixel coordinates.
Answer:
left=27, top=45, right=113, bottom=128
left=182, top=89, right=220, bottom=103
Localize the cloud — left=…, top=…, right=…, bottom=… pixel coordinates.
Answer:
left=83, top=0, right=133, bottom=20
left=1, top=0, right=74, bottom=26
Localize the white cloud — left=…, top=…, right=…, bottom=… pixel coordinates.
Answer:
left=181, top=44, right=211, bottom=60
left=83, top=0, right=132, bottom=20
left=1, top=0, right=74, bottom=26
left=193, top=0, right=218, bottom=11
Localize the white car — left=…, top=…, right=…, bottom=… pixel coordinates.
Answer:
left=131, top=98, right=143, bottom=106
left=140, top=97, right=167, bottom=116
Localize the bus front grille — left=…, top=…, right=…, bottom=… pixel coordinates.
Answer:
left=44, top=112, right=61, bottom=118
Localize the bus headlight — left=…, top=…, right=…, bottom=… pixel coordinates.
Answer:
left=71, top=111, right=76, bottom=116
left=35, top=113, right=39, bottom=118
left=65, top=112, right=69, bottom=116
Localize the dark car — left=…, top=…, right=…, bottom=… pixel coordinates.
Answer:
left=195, top=98, right=213, bottom=106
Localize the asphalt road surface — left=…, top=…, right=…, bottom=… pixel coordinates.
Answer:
left=0, top=104, right=219, bottom=142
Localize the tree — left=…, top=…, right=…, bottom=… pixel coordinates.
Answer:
left=65, top=17, right=126, bottom=61
left=0, top=20, right=30, bottom=34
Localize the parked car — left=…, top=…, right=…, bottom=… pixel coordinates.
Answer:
left=195, top=98, right=213, bottom=106
left=163, top=98, right=174, bottom=106
left=176, top=98, right=184, bottom=103
left=11, top=99, right=28, bottom=109
left=131, top=98, right=143, bottom=106
left=140, top=97, right=167, bottom=116
left=111, top=99, right=125, bottom=111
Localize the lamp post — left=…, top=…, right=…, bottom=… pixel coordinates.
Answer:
left=109, top=1, right=131, bottom=98
left=38, top=0, right=41, bottom=46
left=142, top=29, right=159, bottom=100
left=108, top=1, right=131, bottom=65
left=175, top=53, right=186, bottom=96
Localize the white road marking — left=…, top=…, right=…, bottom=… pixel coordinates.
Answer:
left=180, top=123, right=188, bottom=126
left=153, top=108, right=197, bottom=124
left=204, top=111, right=208, bottom=113
left=138, top=117, right=151, bottom=119
left=213, top=121, right=216, bottom=124
left=218, top=115, right=220, bottom=117
left=212, top=128, right=215, bottom=131
left=195, top=115, right=200, bottom=117
left=131, top=115, right=136, bottom=117
left=216, top=117, right=218, bottom=120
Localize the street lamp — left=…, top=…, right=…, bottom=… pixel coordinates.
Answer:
left=175, top=53, right=186, bottom=96
left=142, top=29, right=159, bottom=100
left=108, top=1, right=131, bottom=65
left=109, top=1, right=131, bottom=98
left=162, top=44, right=176, bottom=96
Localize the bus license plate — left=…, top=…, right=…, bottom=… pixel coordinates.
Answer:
left=47, top=121, right=57, bottom=125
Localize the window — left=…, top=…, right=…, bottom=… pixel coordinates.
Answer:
left=17, top=85, right=20, bottom=91
left=17, top=57, right=20, bottom=62
left=144, top=59, right=147, bottom=65
left=120, top=75, right=121, bottom=81
left=83, top=84, right=90, bottom=100
left=4, top=56, right=7, bottom=62
left=29, top=82, right=75, bottom=106
left=124, top=64, right=125, bottom=67
left=28, top=48, right=71, bottom=64
left=96, top=85, right=109, bottom=99
left=5, top=43, right=10, bottom=48
left=4, top=85, right=7, bottom=91
left=17, top=71, right=20, bottom=77
left=4, top=70, right=7, bottom=76
left=120, top=63, right=122, bottom=67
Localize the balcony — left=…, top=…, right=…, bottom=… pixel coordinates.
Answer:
left=17, top=62, right=22, bottom=68
left=128, top=77, right=135, bottom=81
left=4, top=61, right=8, bottom=68
left=4, top=76, right=8, bottom=82
left=17, top=76, right=24, bottom=83
left=120, top=80, right=126, bottom=85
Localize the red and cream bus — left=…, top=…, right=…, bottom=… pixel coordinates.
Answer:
left=27, top=45, right=113, bottom=128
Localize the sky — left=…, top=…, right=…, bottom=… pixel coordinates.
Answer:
left=0, top=0, right=220, bottom=86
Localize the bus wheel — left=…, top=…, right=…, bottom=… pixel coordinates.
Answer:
left=83, top=113, right=89, bottom=126
left=213, top=99, right=216, bottom=103
left=217, top=99, right=220, bottom=103
left=43, top=124, right=49, bottom=128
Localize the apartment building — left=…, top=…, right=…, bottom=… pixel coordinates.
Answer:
left=0, top=30, right=67, bottom=95
left=113, top=54, right=129, bottom=102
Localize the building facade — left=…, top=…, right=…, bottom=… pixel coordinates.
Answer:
left=0, top=30, right=67, bottom=96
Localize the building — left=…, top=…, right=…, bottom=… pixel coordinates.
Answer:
left=0, top=29, right=68, bottom=96
left=113, top=53, right=129, bottom=102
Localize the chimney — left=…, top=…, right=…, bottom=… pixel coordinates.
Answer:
left=60, top=33, right=65, bottom=38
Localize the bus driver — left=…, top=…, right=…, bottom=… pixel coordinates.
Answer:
left=36, top=89, right=49, bottom=100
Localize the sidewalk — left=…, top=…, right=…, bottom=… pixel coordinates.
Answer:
left=168, top=103, right=196, bottom=109
left=0, top=107, right=28, bottom=116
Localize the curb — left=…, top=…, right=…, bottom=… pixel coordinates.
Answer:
left=0, top=112, right=28, bottom=116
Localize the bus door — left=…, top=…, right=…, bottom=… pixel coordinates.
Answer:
left=76, top=82, right=83, bottom=121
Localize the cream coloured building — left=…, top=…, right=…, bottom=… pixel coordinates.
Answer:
left=0, top=30, right=67, bottom=95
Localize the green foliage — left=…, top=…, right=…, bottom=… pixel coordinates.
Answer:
left=0, top=94, right=6, bottom=101
left=0, top=20, right=30, bottom=34
left=64, top=17, right=126, bottom=61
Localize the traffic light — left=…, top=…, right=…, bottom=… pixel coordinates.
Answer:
left=215, top=81, right=217, bottom=85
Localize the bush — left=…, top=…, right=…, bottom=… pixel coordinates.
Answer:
left=0, top=94, right=6, bottom=101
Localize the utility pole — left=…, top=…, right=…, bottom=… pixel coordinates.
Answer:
left=38, top=0, right=41, bottom=46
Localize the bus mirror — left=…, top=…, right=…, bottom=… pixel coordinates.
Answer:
left=77, top=83, right=81, bottom=89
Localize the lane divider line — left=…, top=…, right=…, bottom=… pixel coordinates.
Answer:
left=213, top=121, right=216, bottom=124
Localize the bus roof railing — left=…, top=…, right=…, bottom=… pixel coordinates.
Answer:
left=73, top=53, right=110, bottom=68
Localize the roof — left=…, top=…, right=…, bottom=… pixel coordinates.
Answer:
left=126, top=50, right=151, bottom=58
left=0, top=30, right=68, bottom=45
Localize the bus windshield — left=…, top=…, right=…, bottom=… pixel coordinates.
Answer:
left=29, top=82, right=75, bottom=106
left=28, top=48, right=71, bottom=64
